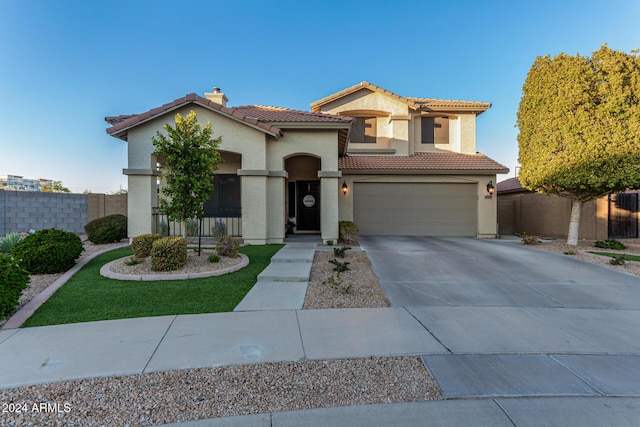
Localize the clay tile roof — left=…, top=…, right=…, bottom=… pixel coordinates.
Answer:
left=106, top=96, right=352, bottom=141
left=339, top=152, right=509, bottom=174
left=310, top=81, right=491, bottom=114
left=105, top=94, right=283, bottom=141
left=233, top=105, right=354, bottom=124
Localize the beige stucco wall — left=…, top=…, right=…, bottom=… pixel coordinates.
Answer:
left=339, top=173, right=498, bottom=237
left=318, top=88, right=479, bottom=156
left=123, top=105, right=343, bottom=244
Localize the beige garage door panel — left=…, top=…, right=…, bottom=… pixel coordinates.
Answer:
left=354, top=183, right=477, bottom=236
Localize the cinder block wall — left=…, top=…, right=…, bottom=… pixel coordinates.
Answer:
left=0, top=190, right=128, bottom=236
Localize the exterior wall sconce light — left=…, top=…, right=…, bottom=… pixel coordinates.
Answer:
left=342, top=181, right=348, bottom=195
left=486, top=181, right=495, bottom=196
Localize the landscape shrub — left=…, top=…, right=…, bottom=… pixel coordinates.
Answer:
left=216, top=236, right=240, bottom=258
left=333, top=246, right=351, bottom=258
left=150, top=237, right=187, bottom=271
left=594, top=239, right=627, bottom=250
left=609, top=254, right=627, bottom=265
left=10, top=229, right=83, bottom=274
left=0, top=233, right=22, bottom=253
left=211, top=220, right=227, bottom=239
left=521, top=234, right=541, bottom=245
left=0, top=253, right=30, bottom=318
left=84, top=214, right=127, bottom=244
left=131, top=233, right=162, bottom=258
left=208, top=254, right=221, bottom=263
left=339, top=221, right=358, bottom=245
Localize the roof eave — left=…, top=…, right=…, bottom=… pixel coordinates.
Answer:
left=340, top=168, right=509, bottom=175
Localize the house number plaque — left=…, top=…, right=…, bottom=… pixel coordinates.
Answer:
left=302, top=195, right=316, bottom=207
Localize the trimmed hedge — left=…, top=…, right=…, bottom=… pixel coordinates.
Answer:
left=0, top=253, right=30, bottom=318
left=151, top=237, right=187, bottom=271
left=131, top=234, right=162, bottom=258
left=216, top=236, right=240, bottom=258
left=10, top=229, right=83, bottom=274
left=84, top=214, right=127, bottom=244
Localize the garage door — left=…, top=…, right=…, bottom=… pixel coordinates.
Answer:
left=354, top=183, right=477, bottom=236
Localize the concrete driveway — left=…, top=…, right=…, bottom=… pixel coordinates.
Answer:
left=360, top=236, right=640, bottom=400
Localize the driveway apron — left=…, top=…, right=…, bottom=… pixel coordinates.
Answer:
left=359, top=236, right=640, bottom=400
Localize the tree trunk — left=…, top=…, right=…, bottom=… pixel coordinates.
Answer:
left=182, top=219, right=188, bottom=239
left=567, top=198, right=583, bottom=246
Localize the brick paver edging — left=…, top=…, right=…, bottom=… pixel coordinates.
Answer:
left=99, top=254, right=249, bottom=281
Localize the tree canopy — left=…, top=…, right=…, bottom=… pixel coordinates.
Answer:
left=41, top=180, right=70, bottom=193
left=517, top=44, right=640, bottom=244
left=152, top=110, right=222, bottom=238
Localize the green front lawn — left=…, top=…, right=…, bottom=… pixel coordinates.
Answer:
left=23, top=244, right=283, bottom=327
left=589, top=252, right=640, bottom=262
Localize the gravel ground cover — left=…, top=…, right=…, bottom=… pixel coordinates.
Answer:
left=109, top=249, right=241, bottom=276
left=0, top=357, right=441, bottom=426
left=520, top=237, right=640, bottom=276
left=304, top=250, right=389, bottom=309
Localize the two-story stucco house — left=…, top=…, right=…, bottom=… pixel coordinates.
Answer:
left=105, top=82, right=508, bottom=244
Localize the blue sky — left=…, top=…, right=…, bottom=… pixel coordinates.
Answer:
left=1, top=0, right=638, bottom=193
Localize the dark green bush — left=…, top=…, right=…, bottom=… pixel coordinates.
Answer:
left=131, top=233, right=162, bottom=258
left=208, top=254, right=221, bottom=263
left=84, top=214, right=127, bottom=244
left=10, top=229, right=83, bottom=274
left=610, top=254, right=627, bottom=265
left=339, top=221, right=358, bottom=245
left=595, top=239, right=627, bottom=250
left=151, top=237, right=187, bottom=271
left=216, top=236, right=240, bottom=258
left=0, top=253, right=30, bottom=318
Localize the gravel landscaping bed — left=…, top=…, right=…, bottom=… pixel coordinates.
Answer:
left=0, top=357, right=441, bottom=426
left=109, top=249, right=241, bottom=276
left=518, top=238, right=640, bottom=276
left=304, top=251, right=389, bottom=309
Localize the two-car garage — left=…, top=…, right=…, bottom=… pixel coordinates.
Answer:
left=353, top=182, right=478, bottom=236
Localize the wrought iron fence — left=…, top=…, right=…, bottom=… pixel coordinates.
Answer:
left=152, top=208, right=242, bottom=238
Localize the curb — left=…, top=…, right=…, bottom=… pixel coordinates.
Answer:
left=100, top=254, right=249, bottom=281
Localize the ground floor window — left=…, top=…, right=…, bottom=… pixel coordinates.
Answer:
left=203, top=174, right=241, bottom=217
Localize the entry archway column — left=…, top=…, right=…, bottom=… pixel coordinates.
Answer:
left=318, top=170, right=341, bottom=244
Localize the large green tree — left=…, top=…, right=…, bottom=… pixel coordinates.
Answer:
left=152, top=110, right=222, bottom=238
left=517, top=45, right=640, bottom=245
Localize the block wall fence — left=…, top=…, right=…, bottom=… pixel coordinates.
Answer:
left=0, top=190, right=127, bottom=237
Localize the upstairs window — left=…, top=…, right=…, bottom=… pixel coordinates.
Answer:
left=421, top=117, right=449, bottom=144
left=351, top=117, right=377, bottom=143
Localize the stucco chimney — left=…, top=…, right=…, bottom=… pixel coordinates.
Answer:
left=205, top=87, right=228, bottom=107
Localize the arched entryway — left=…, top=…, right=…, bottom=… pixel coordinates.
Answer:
left=285, top=155, right=321, bottom=233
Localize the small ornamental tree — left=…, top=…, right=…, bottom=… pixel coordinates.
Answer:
left=152, top=110, right=222, bottom=238
left=517, top=45, right=640, bottom=245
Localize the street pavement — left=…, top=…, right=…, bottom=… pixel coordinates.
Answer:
left=2, top=236, right=640, bottom=425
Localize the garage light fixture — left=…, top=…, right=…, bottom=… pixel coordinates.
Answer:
left=486, top=181, right=495, bottom=196
left=342, top=181, right=348, bottom=195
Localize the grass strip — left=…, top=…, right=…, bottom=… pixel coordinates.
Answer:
left=23, top=244, right=283, bottom=327
left=589, top=252, right=640, bottom=262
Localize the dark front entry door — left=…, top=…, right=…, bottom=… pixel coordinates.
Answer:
left=609, top=193, right=638, bottom=238
left=296, top=181, right=320, bottom=231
